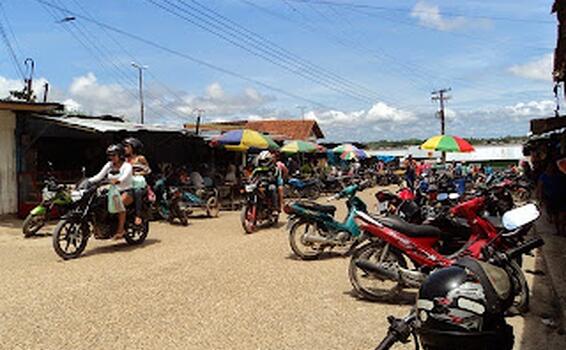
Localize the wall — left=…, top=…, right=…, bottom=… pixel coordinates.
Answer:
left=0, top=110, right=17, bottom=215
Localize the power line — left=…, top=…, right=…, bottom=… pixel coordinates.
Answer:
left=0, top=17, right=24, bottom=79
left=33, top=0, right=333, bottom=110
left=286, top=0, right=555, bottom=25
left=144, top=0, right=394, bottom=105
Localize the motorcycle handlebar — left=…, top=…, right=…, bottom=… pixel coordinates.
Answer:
left=375, top=333, right=398, bottom=350
left=506, top=237, right=544, bottom=261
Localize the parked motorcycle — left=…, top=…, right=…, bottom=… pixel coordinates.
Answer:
left=23, top=176, right=73, bottom=237
left=152, top=175, right=190, bottom=225
left=372, top=237, right=544, bottom=350
left=285, top=176, right=322, bottom=199
left=284, top=181, right=370, bottom=260
left=349, top=193, right=539, bottom=312
left=52, top=179, right=150, bottom=260
left=240, top=177, right=280, bottom=234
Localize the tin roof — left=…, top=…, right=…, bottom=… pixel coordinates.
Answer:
left=32, top=114, right=194, bottom=135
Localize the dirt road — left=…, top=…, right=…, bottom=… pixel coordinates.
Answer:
left=0, top=190, right=563, bottom=349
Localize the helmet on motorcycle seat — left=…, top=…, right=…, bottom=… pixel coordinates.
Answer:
left=415, top=258, right=514, bottom=350
left=256, top=150, right=273, bottom=167
left=106, top=144, right=125, bottom=159
left=122, top=137, right=143, bottom=154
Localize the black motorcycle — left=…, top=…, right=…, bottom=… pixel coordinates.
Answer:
left=240, top=177, right=279, bottom=234
left=52, top=179, right=150, bottom=260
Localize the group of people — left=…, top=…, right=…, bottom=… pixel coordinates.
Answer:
left=89, top=138, right=150, bottom=239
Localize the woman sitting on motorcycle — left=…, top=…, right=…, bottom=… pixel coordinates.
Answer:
left=89, top=144, right=133, bottom=239
left=123, top=137, right=151, bottom=226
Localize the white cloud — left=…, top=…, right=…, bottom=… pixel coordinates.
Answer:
left=508, top=54, right=553, bottom=81
left=411, top=1, right=467, bottom=31
left=505, top=100, right=555, bottom=117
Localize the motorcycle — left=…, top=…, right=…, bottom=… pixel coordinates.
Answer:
left=284, top=181, right=370, bottom=260
left=52, top=179, right=150, bottom=260
left=23, top=176, right=73, bottom=237
left=372, top=237, right=544, bottom=350
left=152, top=175, right=189, bottom=226
left=285, top=176, right=322, bottom=199
left=240, top=177, right=280, bottom=234
left=349, top=193, right=539, bottom=312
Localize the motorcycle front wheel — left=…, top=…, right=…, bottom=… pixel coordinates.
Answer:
left=348, top=241, right=407, bottom=302
left=22, top=213, right=46, bottom=237
left=52, top=219, right=89, bottom=260
left=288, top=220, right=323, bottom=260
left=241, top=205, right=256, bottom=234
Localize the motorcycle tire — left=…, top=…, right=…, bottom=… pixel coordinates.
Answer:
left=22, top=213, right=46, bottom=237
left=52, top=219, right=89, bottom=260
left=241, top=205, right=256, bottom=234
left=348, top=241, right=407, bottom=302
left=124, top=220, right=149, bottom=245
left=206, top=196, right=220, bottom=218
left=288, top=220, right=323, bottom=260
left=508, top=260, right=530, bottom=314
left=307, top=186, right=321, bottom=200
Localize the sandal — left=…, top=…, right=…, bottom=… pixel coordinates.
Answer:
left=113, top=231, right=125, bottom=240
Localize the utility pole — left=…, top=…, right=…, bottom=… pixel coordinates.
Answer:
left=131, top=62, right=148, bottom=124
left=431, top=88, right=451, bottom=162
left=194, top=108, right=205, bottom=135
left=296, top=105, right=306, bottom=120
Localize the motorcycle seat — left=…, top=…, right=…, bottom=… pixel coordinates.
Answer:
left=295, top=201, right=336, bottom=214
left=378, top=215, right=444, bottom=238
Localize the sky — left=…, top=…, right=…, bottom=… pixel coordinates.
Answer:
left=0, top=0, right=559, bottom=141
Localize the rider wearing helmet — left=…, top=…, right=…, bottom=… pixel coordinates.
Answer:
left=415, top=258, right=514, bottom=350
left=89, top=144, right=134, bottom=239
left=252, top=150, right=281, bottom=212
left=123, top=137, right=151, bottom=226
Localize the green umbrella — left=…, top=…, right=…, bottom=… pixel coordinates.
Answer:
left=280, top=140, right=318, bottom=154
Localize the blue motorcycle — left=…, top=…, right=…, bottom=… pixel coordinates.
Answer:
left=285, top=176, right=322, bottom=199
left=284, top=181, right=370, bottom=260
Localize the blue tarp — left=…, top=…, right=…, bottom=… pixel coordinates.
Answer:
left=375, top=155, right=396, bottom=163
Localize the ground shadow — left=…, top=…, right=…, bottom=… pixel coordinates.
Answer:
left=518, top=248, right=565, bottom=349
left=0, top=217, right=23, bottom=229
left=285, top=252, right=344, bottom=261
left=79, top=238, right=161, bottom=259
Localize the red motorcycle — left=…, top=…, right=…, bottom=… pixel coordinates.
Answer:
left=349, top=194, right=540, bottom=312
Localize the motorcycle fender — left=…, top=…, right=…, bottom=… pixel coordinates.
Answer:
left=286, top=215, right=298, bottom=230
left=30, top=205, right=47, bottom=216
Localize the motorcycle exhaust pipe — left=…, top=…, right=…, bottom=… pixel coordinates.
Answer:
left=303, top=234, right=330, bottom=244
left=355, top=259, right=400, bottom=281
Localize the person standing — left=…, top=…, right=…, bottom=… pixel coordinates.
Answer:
left=403, top=155, right=417, bottom=191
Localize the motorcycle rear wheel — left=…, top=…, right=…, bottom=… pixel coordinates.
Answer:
left=349, top=241, right=407, bottom=302
left=22, top=213, right=46, bottom=237
left=288, top=220, right=323, bottom=260
left=52, top=219, right=89, bottom=260
left=206, top=196, right=220, bottom=217
left=124, top=220, right=149, bottom=245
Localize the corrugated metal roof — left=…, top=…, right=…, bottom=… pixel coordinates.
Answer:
left=33, top=114, right=193, bottom=135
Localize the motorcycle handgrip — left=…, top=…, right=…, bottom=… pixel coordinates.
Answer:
left=506, top=237, right=544, bottom=261
left=374, top=333, right=398, bottom=350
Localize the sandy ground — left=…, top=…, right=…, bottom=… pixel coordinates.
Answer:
left=0, top=189, right=564, bottom=350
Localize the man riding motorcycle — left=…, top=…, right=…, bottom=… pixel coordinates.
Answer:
left=252, top=151, right=281, bottom=213
left=88, top=144, right=133, bottom=239
left=123, top=137, right=151, bottom=226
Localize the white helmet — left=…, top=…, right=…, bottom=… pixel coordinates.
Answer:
left=256, top=150, right=273, bottom=167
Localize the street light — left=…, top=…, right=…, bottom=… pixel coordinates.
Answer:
left=131, top=62, right=148, bottom=124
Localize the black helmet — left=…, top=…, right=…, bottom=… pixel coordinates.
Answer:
left=106, top=144, right=125, bottom=159
left=415, top=258, right=514, bottom=350
left=123, top=137, right=143, bottom=154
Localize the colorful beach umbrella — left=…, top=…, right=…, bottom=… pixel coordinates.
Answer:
left=280, top=140, right=318, bottom=154
left=212, top=129, right=279, bottom=151
left=421, top=135, right=475, bottom=153
left=332, top=143, right=368, bottom=160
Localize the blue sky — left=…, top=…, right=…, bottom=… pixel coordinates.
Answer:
left=0, top=0, right=558, bottom=141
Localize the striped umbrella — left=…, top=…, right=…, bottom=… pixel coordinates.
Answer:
left=332, top=143, right=368, bottom=160
left=421, top=135, right=475, bottom=153
left=280, top=140, right=318, bottom=154
left=212, top=129, right=279, bottom=151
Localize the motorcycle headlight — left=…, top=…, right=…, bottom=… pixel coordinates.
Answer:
left=245, top=184, right=256, bottom=192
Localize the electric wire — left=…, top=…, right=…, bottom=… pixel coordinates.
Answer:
left=0, top=16, right=24, bottom=79
left=33, top=0, right=333, bottom=110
